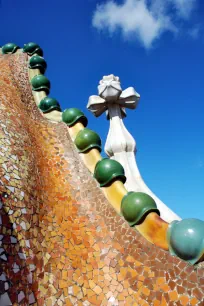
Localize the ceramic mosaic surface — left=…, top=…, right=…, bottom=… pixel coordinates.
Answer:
left=0, top=52, right=203, bottom=305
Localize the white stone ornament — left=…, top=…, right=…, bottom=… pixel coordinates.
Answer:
left=87, top=74, right=140, bottom=118
left=98, top=74, right=122, bottom=101
left=87, top=74, right=180, bottom=223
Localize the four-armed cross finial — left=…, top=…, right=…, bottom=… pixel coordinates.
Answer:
left=87, top=74, right=140, bottom=118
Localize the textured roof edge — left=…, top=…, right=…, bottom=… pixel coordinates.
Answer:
left=1, top=42, right=203, bottom=265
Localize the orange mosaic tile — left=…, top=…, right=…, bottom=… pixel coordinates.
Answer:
left=0, top=52, right=203, bottom=305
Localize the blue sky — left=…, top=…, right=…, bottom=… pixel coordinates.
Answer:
left=0, top=0, right=203, bottom=220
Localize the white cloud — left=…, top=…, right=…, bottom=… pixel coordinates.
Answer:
left=92, top=0, right=198, bottom=48
left=170, top=0, right=196, bottom=18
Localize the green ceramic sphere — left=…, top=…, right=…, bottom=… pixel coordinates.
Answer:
left=74, top=128, right=102, bottom=153
left=31, top=75, right=50, bottom=94
left=121, top=192, right=160, bottom=226
left=167, top=218, right=204, bottom=264
left=29, top=55, right=47, bottom=73
left=94, top=158, right=126, bottom=187
left=23, top=42, right=43, bottom=56
left=39, top=97, right=61, bottom=113
left=2, top=43, right=19, bottom=54
left=62, top=108, right=88, bottom=127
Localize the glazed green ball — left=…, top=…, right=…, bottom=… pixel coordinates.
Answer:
left=23, top=42, right=43, bottom=56
left=75, top=128, right=101, bottom=153
left=2, top=43, right=19, bottom=54
left=31, top=75, right=50, bottom=94
left=29, top=55, right=47, bottom=73
left=167, top=218, right=204, bottom=264
left=39, top=97, right=61, bottom=113
left=62, top=108, right=88, bottom=127
left=94, top=158, right=126, bottom=187
left=121, top=192, right=159, bottom=226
